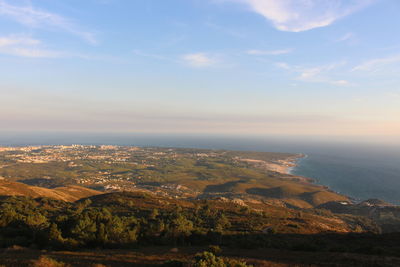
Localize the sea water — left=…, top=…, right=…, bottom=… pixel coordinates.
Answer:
left=1, top=132, right=399, bottom=204
left=289, top=145, right=400, bottom=204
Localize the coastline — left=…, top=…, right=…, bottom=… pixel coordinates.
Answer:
left=2, top=144, right=398, bottom=205
left=286, top=154, right=359, bottom=204
left=284, top=153, right=307, bottom=175
left=238, top=153, right=306, bottom=175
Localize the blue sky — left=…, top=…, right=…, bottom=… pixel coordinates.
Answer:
left=0, top=0, right=399, bottom=141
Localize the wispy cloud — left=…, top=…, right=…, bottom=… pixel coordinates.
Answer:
left=336, top=32, right=354, bottom=42
left=232, top=0, right=375, bottom=32
left=297, top=63, right=340, bottom=80
left=0, top=35, right=125, bottom=61
left=133, top=50, right=223, bottom=68
left=0, top=35, right=61, bottom=58
left=182, top=53, right=218, bottom=68
left=0, top=36, right=39, bottom=46
left=275, top=62, right=290, bottom=70
left=8, top=47, right=61, bottom=58
left=0, top=0, right=97, bottom=44
left=276, top=61, right=351, bottom=86
left=246, top=49, right=292, bottom=56
left=352, top=54, right=400, bottom=72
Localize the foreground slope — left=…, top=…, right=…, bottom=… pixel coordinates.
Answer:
left=0, top=192, right=399, bottom=266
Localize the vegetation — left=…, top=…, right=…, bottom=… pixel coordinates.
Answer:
left=0, top=146, right=399, bottom=266
left=192, top=251, right=252, bottom=267
left=0, top=192, right=396, bottom=255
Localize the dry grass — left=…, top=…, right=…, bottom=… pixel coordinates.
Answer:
left=0, top=180, right=102, bottom=202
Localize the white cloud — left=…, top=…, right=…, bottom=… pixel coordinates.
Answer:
left=246, top=49, right=292, bottom=55
left=276, top=61, right=351, bottom=86
left=0, top=35, right=61, bottom=58
left=234, top=0, right=375, bottom=32
left=0, top=0, right=96, bottom=44
left=0, top=36, right=40, bottom=46
left=336, top=32, right=354, bottom=42
left=10, top=47, right=61, bottom=58
left=0, top=35, right=125, bottom=60
left=275, top=62, right=290, bottom=70
left=297, top=62, right=344, bottom=80
left=333, top=80, right=350, bottom=86
left=182, top=53, right=217, bottom=68
left=352, top=54, right=400, bottom=72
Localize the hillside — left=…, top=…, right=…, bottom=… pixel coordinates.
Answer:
left=318, top=199, right=400, bottom=233
left=0, top=179, right=102, bottom=202
left=0, top=191, right=399, bottom=267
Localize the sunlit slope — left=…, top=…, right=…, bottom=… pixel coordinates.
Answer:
left=0, top=180, right=102, bottom=201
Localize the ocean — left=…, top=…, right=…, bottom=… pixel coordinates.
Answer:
left=290, top=145, right=400, bottom=204
left=1, top=133, right=399, bottom=204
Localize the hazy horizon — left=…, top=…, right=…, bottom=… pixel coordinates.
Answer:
left=0, top=131, right=399, bottom=148
left=1, top=0, right=399, bottom=139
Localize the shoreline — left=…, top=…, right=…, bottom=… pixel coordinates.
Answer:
left=283, top=153, right=307, bottom=175
left=277, top=154, right=357, bottom=202
left=238, top=153, right=306, bottom=175
left=284, top=154, right=364, bottom=205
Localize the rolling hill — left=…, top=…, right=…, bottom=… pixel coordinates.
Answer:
left=0, top=179, right=102, bottom=202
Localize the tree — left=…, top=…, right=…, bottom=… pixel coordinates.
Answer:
left=213, top=213, right=231, bottom=232
left=48, top=223, right=64, bottom=247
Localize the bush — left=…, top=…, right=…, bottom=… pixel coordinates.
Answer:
left=193, top=252, right=226, bottom=267
left=208, top=245, right=222, bottom=255
left=225, top=258, right=253, bottom=267
left=31, top=256, right=70, bottom=267
left=193, top=252, right=252, bottom=267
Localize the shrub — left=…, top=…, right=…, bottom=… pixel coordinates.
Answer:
left=31, top=256, right=70, bottom=267
left=193, top=252, right=226, bottom=267
left=208, top=245, right=222, bottom=255
left=225, top=258, right=253, bottom=267
left=193, top=252, right=252, bottom=267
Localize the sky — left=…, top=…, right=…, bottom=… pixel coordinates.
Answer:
left=0, top=0, right=399, bottom=142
